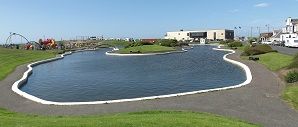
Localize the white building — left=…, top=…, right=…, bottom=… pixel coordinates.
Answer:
left=165, top=30, right=207, bottom=43
left=280, top=17, right=298, bottom=47
left=206, top=29, right=234, bottom=41
left=165, top=29, right=234, bottom=43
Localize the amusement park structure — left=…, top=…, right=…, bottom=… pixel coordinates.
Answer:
left=6, top=32, right=30, bottom=44
left=4, top=32, right=61, bottom=50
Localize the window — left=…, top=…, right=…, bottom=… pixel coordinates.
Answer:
left=289, top=35, right=291, bottom=38
left=221, top=33, right=224, bottom=35
left=295, top=40, right=298, bottom=43
left=178, top=33, right=180, bottom=35
left=187, top=33, right=190, bottom=36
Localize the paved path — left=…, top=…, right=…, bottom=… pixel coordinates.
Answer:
left=0, top=51, right=297, bottom=127
left=270, top=45, right=298, bottom=56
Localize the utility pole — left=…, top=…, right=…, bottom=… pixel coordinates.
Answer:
left=265, top=24, right=270, bottom=33
left=257, top=27, right=261, bottom=36
left=250, top=27, right=253, bottom=38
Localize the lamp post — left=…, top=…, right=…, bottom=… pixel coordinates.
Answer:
left=234, top=26, right=242, bottom=39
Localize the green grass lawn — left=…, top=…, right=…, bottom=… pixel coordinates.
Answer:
left=242, top=52, right=293, bottom=71
left=0, top=109, right=259, bottom=127
left=0, top=48, right=58, bottom=80
left=282, top=83, right=298, bottom=110
left=117, top=45, right=176, bottom=54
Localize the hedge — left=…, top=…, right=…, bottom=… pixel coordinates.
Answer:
left=241, top=45, right=277, bottom=56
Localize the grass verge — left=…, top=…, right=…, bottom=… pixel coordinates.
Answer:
left=117, top=45, right=176, bottom=54
left=242, top=52, right=293, bottom=71
left=256, top=52, right=293, bottom=71
left=0, top=109, right=260, bottom=127
left=0, top=48, right=58, bottom=80
left=282, top=83, right=298, bottom=110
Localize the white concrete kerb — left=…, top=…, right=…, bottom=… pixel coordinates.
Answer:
left=11, top=46, right=252, bottom=105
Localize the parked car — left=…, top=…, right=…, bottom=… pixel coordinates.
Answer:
left=272, top=41, right=281, bottom=46
left=280, top=41, right=285, bottom=47
left=251, top=41, right=258, bottom=45
left=261, top=41, right=273, bottom=45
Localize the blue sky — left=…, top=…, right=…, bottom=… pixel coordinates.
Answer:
left=0, top=0, right=298, bottom=43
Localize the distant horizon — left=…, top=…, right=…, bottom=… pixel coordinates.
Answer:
left=1, top=0, right=298, bottom=44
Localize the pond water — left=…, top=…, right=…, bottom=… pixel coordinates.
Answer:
left=21, top=45, right=246, bottom=102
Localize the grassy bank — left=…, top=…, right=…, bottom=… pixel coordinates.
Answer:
left=242, top=52, right=293, bottom=71
left=255, top=52, right=293, bottom=71
left=117, top=45, right=176, bottom=54
left=0, top=109, right=259, bottom=127
left=0, top=48, right=58, bottom=80
left=283, top=83, right=298, bottom=110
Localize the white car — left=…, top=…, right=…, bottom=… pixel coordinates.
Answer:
left=251, top=41, right=258, bottom=45
left=261, top=41, right=273, bottom=45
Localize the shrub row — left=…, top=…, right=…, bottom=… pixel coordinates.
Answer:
left=219, top=40, right=243, bottom=48
left=124, top=39, right=188, bottom=48
left=125, top=41, right=153, bottom=48
left=219, top=40, right=234, bottom=45
left=157, top=39, right=179, bottom=47
left=241, top=45, right=277, bottom=56
left=228, top=41, right=243, bottom=48
left=285, top=71, right=298, bottom=83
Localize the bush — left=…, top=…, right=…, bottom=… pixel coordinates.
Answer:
left=158, top=39, right=178, bottom=47
left=241, top=44, right=277, bottom=56
left=285, top=71, right=298, bottom=83
left=228, top=41, right=243, bottom=48
left=288, top=53, right=298, bottom=69
left=219, top=40, right=234, bottom=45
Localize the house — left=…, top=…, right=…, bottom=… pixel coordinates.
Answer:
left=280, top=17, right=298, bottom=47
left=270, top=30, right=282, bottom=42
left=260, top=32, right=273, bottom=42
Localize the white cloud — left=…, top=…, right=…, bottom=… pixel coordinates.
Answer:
left=254, top=3, right=269, bottom=8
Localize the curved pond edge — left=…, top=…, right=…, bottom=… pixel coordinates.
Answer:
left=11, top=45, right=252, bottom=105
